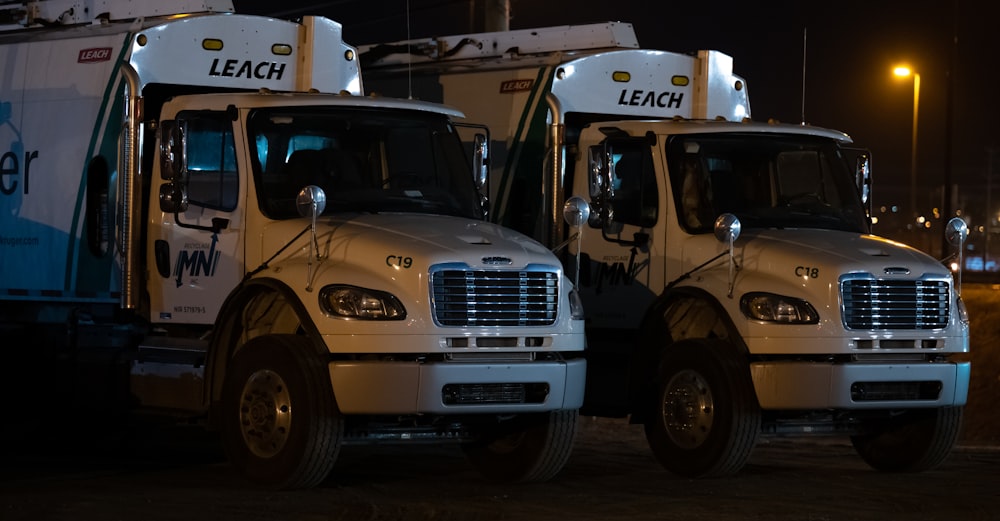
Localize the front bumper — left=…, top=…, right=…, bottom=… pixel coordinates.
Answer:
left=750, top=360, right=971, bottom=409
left=329, top=358, right=586, bottom=414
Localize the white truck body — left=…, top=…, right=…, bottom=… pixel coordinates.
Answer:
left=0, top=1, right=585, bottom=489
left=361, top=22, right=971, bottom=476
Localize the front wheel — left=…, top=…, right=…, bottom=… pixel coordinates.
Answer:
left=850, top=406, right=963, bottom=472
left=221, top=334, right=344, bottom=489
left=462, top=409, right=578, bottom=482
left=643, top=339, right=760, bottom=477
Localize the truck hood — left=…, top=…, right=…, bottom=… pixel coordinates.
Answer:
left=252, top=213, right=566, bottom=334
left=741, top=228, right=949, bottom=277
left=258, top=213, right=555, bottom=271
left=682, top=227, right=953, bottom=306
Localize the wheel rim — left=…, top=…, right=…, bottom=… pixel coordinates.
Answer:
left=661, top=368, right=714, bottom=449
left=237, top=368, right=293, bottom=458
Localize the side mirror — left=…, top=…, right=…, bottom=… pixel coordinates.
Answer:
left=587, top=145, right=609, bottom=199
left=562, top=196, right=591, bottom=289
left=298, top=185, right=327, bottom=291
left=296, top=185, right=327, bottom=218
left=472, top=133, right=489, bottom=191
left=158, top=182, right=188, bottom=213
left=855, top=153, right=871, bottom=205
left=945, top=217, right=968, bottom=247
left=159, top=120, right=185, bottom=181
left=714, top=213, right=741, bottom=298
left=945, top=217, right=968, bottom=294
left=562, top=196, right=591, bottom=227
left=714, top=212, right=742, bottom=243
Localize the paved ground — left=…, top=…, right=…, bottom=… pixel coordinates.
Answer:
left=2, top=417, right=997, bottom=521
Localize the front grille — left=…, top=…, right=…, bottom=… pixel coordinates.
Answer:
left=431, top=266, right=559, bottom=326
left=442, top=383, right=550, bottom=405
left=841, top=277, right=949, bottom=330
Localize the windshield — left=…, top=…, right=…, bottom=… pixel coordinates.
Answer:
left=667, top=133, right=868, bottom=234
left=248, top=107, right=482, bottom=220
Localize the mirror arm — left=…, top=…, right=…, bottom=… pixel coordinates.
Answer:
left=173, top=215, right=229, bottom=234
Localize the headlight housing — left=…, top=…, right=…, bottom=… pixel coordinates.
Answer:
left=956, top=295, right=969, bottom=326
left=319, top=285, right=406, bottom=320
left=740, top=292, right=819, bottom=324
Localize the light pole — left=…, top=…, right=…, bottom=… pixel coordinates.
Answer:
left=893, top=66, right=920, bottom=223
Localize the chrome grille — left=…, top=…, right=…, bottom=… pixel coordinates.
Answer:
left=431, top=266, right=559, bottom=326
left=841, top=277, right=949, bottom=330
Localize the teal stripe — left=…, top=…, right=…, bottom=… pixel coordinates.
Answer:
left=65, top=35, right=132, bottom=290
left=493, top=66, right=551, bottom=225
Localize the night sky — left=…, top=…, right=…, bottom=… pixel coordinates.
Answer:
left=234, top=1, right=997, bottom=239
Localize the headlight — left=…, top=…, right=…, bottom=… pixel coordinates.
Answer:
left=319, top=285, right=406, bottom=320
left=740, top=292, right=818, bottom=324
left=569, top=287, right=585, bottom=320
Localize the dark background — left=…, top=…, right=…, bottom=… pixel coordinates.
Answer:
left=234, top=1, right=997, bottom=257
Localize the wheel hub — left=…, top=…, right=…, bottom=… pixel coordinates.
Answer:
left=238, top=369, right=292, bottom=458
left=661, top=369, right=714, bottom=449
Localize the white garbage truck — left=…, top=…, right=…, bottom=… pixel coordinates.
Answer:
left=0, top=1, right=586, bottom=489
left=360, top=22, right=971, bottom=476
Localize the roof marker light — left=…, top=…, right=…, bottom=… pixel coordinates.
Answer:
left=272, top=44, right=292, bottom=56
left=612, top=71, right=630, bottom=82
left=202, top=38, right=223, bottom=51
left=672, top=75, right=689, bottom=86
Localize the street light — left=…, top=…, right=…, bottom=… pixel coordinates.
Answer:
left=893, top=65, right=920, bottom=222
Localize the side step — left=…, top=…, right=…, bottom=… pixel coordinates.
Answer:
left=129, top=337, right=209, bottom=412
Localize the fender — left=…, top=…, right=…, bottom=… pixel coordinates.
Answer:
left=629, top=285, right=749, bottom=421
left=205, top=277, right=327, bottom=426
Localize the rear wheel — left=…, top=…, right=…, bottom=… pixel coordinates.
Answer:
left=221, top=334, right=343, bottom=489
left=851, top=406, right=963, bottom=472
left=643, top=339, right=760, bottom=477
left=462, top=409, right=578, bottom=482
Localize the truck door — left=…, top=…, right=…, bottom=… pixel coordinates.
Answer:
left=576, top=137, right=662, bottom=331
left=148, top=110, right=244, bottom=325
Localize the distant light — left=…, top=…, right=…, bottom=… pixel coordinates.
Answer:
left=871, top=216, right=880, bottom=224
left=893, top=66, right=913, bottom=78
left=916, top=215, right=926, bottom=224
left=924, top=221, right=932, bottom=229
left=950, top=261, right=960, bottom=272
left=891, top=205, right=899, bottom=213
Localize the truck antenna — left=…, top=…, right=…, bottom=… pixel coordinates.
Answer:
left=800, top=27, right=807, bottom=125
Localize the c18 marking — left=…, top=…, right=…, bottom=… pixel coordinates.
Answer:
left=386, top=255, right=413, bottom=269
left=795, top=266, right=819, bottom=279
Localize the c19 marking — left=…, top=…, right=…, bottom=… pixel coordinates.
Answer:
left=795, top=266, right=820, bottom=279
left=386, top=255, right=413, bottom=269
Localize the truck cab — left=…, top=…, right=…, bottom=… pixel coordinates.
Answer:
left=360, top=21, right=971, bottom=478
left=0, top=3, right=585, bottom=490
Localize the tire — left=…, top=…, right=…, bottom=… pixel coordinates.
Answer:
left=221, top=334, right=343, bottom=489
left=643, top=339, right=760, bottom=478
left=850, top=406, right=963, bottom=472
left=462, top=409, right=578, bottom=483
